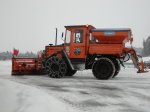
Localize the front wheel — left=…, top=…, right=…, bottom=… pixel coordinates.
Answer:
left=92, top=57, right=115, bottom=80
left=45, top=56, right=67, bottom=78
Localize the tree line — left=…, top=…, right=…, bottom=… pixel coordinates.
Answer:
left=0, top=36, right=150, bottom=60
left=0, top=51, right=36, bottom=60
left=142, top=36, right=150, bottom=56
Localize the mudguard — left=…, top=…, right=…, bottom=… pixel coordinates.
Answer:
left=61, top=50, right=75, bottom=71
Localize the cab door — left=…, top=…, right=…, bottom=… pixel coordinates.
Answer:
left=70, top=29, right=86, bottom=59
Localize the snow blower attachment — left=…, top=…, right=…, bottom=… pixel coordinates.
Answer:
left=11, top=25, right=148, bottom=79
left=12, top=56, right=45, bottom=75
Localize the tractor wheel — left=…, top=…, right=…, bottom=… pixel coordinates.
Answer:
left=92, top=57, right=115, bottom=80
left=65, top=69, right=77, bottom=76
left=112, top=59, right=120, bottom=78
left=45, top=56, right=67, bottom=78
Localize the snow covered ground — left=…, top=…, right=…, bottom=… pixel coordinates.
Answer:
left=0, top=60, right=150, bottom=112
left=0, top=61, right=80, bottom=112
left=0, top=79, right=79, bottom=112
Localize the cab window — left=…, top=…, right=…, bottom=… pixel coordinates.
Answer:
left=74, top=30, right=83, bottom=43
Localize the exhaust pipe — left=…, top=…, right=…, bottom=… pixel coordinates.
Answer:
left=55, top=28, right=58, bottom=45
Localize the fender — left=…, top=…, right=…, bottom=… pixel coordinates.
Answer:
left=61, top=50, right=75, bottom=71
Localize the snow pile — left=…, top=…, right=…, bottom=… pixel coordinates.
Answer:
left=124, top=56, right=150, bottom=68
left=127, top=56, right=150, bottom=63
left=143, top=56, right=150, bottom=62
left=0, top=78, right=80, bottom=112
left=0, top=60, right=11, bottom=75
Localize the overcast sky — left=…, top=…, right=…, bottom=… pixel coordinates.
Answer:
left=0, top=0, right=150, bottom=53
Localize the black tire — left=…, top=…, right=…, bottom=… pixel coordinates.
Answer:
left=45, top=56, right=67, bottom=78
left=65, top=69, right=77, bottom=76
left=112, top=59, right=120, bottom=78
left=92, top=57, right=115, bottom=80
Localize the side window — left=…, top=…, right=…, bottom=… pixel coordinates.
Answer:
left=74, top=30, right=83, bottom=43
left=90, top=33, right=98, bottom=43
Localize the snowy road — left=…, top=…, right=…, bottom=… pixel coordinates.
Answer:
left=0, top=60, right=150, bottom=112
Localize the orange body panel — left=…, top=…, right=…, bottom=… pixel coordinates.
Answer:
left=68, top=44, right=86, bottom=58
left=45, top=46, right=63, bottom=58
left=92, top=31, right=131, bottom=44
left=89, top=44, right=123, bottom=55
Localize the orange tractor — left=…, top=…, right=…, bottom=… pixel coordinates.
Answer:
left=12, top=25, right=146, bottom=79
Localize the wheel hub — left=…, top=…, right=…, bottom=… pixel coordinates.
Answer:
left=51, top=63, right=59, bottom=72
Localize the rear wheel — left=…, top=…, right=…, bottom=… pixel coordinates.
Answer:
left=92, top=57, right=115, bottom=80
left=45, top=56, right=67, bottom=78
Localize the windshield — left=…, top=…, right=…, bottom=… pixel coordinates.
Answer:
left=65, top=30, right=71, bottom=44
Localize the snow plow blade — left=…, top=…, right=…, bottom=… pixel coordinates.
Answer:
left=124, top=48, right=148, bottom=73
left=12, top=58, right=45, bottom=75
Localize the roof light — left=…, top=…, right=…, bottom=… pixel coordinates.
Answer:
left=86, top=24, right=89, bottom=27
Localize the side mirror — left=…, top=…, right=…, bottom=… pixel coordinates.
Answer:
left=61, top=32, right=64, bottom=41
left=61, top=32, right=64, bottom=37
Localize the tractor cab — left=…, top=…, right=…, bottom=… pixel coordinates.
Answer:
left=64, top=25, right=94, bottom=59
